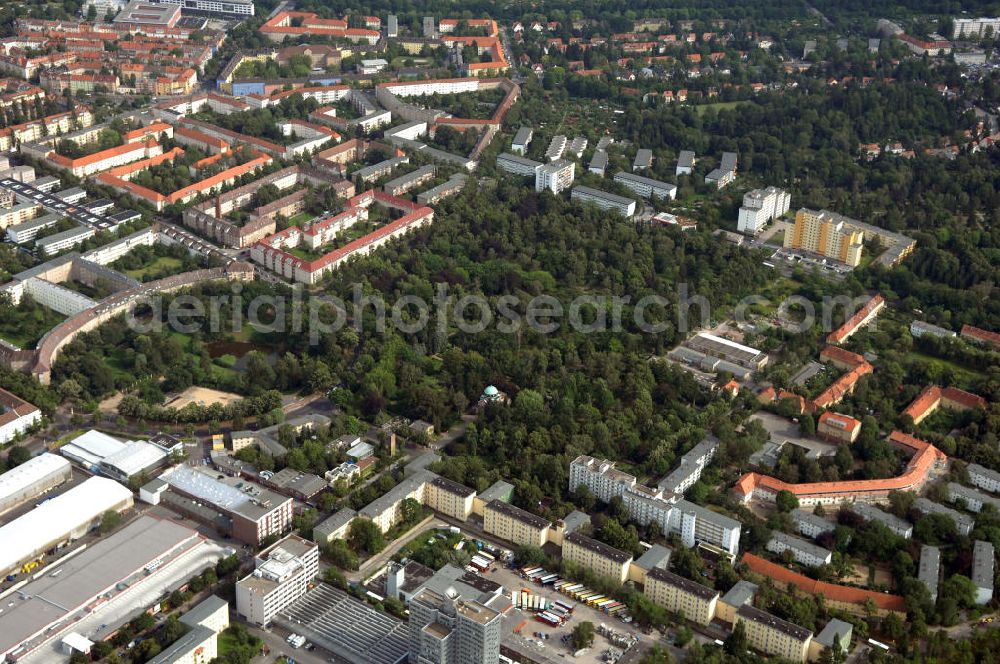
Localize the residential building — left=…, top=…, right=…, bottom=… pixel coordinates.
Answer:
left=969, top=464, right=1000, bottom=493
left=656, top=437, right=719, bottom=495
left=827, top=294, right=885, bottom=344
left=312, top=508, right=356, bottom=545
left=545, top=134, right=567, bottom=161
left=705, top=168, right=735, bottom=188
left=535, top=159, right=575, bottom=193
left=571, top=185, right=636, bottom=217
left=38, top=226, right=95, bottom=256
left=852, top=502, right=913, bottom=538
left=961, top=324, right=1000, bottom=350
left=384, top=165, right=437, bottom=197
left=408, top=587, right=502, bottom=664
left=387, top=15, right=398, bottom=38
left=716, top=580, right=758, bottom=624
left=973, top=540, right=995, bottom=605
left=676, top=150, right=695, bottom=175
left=511, top=127, right=532, bottom=155
left=903, top=384, right=987, bottom=425
left=766, top=531, right=832, bottom=567
left=949, top=482, right=1000, bottom=513
left=913, top=497, right=974, bottom=536
left=632, top=148, right=653, bottom=171
left=918, top=545, right=940, bottom=603
left=0, top=387, right=41, bottom=444
left=952, top=17, right=1000, bottom=39
left=424, top=475, right=475, bottom=521
left=809, top=620, right=853, bottom=663
left=785, top=208, right=865, bottom=267
left=235, top=535, right=319, bottom=626
left=588, top=150, right=608, bottom=176
left=743, top=553, right=906, bottom=617
left=569, top=456, right=637, bottom=503
left=613, top=171, right=677, bottom=199
left=737, top=187, right=790, bottom=235
left=790, top=509, right=835, bottom=539
left=910, top=320, right=956, bottom=339
left=736, top=605, right=812, bottom=663
left=629, top=544, right=672, bottom=584
left=496, top=152, right=541, bottom=177
left=146, top=596, right=230, bottom=664
left=817, top=411, right=862, bottom=443
left=562, top=531, right=633, bottom=584
left=686, top=333, right=768, bottom=371
left=483, top=499, right=550, bottom=547
left=643, top=568, right=719, bottom=625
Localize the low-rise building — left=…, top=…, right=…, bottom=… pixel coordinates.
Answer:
left=716, top=580, right=758, bottom=624
left=235, top=535, right=319, bottom=626
left=676, top=150, right=695, bottom=175
left=613, top=171, right=677, bottom=200
left=497, top=152, right=542, bottom=176
left=562, top=531, right=633, bottom=584
left=852, top=502, right=913, bottom=538
left=948, top=482, right=1000, bottom=513
left=918, top=545, right=940, bottom=603
left=967, top=463, right=1000, bottom=494
left=808, top=619, right=852, bottom=663
left=483, top=499, right=550, bottom=548
left=766, top=531, right=833, bottom=567
left=817, top=411, right=862, bottom=443
left=312, top=508, right=356, bottom=545
left=643, top=568, right=719, bottom=625
left=736, top=605, right=813, bottom=663
left=511, top=126, right=532, bottom=155
left=973, top=540, right=995, bottom=605
left=632, top=148, right=653, bottom=171
left=570, top=185, right=636, bottom=217
left=913, top=497, right=974, bottom=536
left=588, top=150, right=608, bottom=176
left=910, top=320, right=956, bottom=339
left=146, top=595, right=230, bottom=664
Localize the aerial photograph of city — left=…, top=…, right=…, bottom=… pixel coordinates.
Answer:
left=0, top=0, right=996, bottom=663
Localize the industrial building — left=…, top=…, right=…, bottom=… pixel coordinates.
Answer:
left=60, top=429, right=171, bottom=482
left=0, top=476, right=133, bottom=577
left=0, top=452, right=72, bottom=516
left=0, top=516, right=212, bottom=661
left=236, top=535, right=319, bottom=625
left=161, top=465, right=293, bottom=544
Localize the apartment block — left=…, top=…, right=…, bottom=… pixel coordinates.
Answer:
left=497, top=152, right=542, bottom=176
left=852, top=503, right=913, bottom=538
left=235, top=535, right=319, bottom=626
left=918, top=545, right=940, bottom=603
left=571, top=185, right=636, bottom=217
left=535, top=159, right=575, bottom=193
left=643, top=568, right=719, bottom=625
left=613, top=171, right=677, bottom=200
left=790, top=509, right=835, bottom=539
left=562, top=531, right=633, bottom=584
left=766, top=531, right=833, bottom=567
left=424, top=475, right=475, bottom=521
left=817, top=411, right=862, bottom=444
left=569, top=456, right=637, bottom=503
left=784, top=208, right=865, bottom=267
left=736, top=605, right=812, bottom=663
left=967, top=463, right=1000, bottom=494
left=716, top=580, right=758, bottom=624
left=737, top=187, right=790, bottom=235
left=483, top=500, right=550, bottom=548
left=913, top=497, right=974, bottom=536
left=676, top=150, right=695, bottom=175
left=948, top=482, right=1000, bottom=513
left=511, top=126, right=532, bottom=155
left=973, top=540, right=995, bottom=605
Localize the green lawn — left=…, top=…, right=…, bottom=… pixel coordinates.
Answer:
left=287, top=212, right=315, bottom=227
left=909, top=351, right=986, bottom=386
left=693, top=100, right=752, bottom=116
left=125, top=256, right=184, bottom=280
left=0, top=300, right=66, bottom=349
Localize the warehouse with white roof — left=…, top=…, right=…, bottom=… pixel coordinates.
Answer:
left=0, top=452, right=72, bottom=516
left=60, top=430, right=169, bottom=482
left=0, top=476, right=134, bottom=576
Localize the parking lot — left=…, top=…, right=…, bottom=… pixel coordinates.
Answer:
left=490, top=565, right=652, bottom=664
left=770, top=246, right=852, bottom=278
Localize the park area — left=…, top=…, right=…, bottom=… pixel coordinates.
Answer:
left=164, top=386, right=244, bottom=410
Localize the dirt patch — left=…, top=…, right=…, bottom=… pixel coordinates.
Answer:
left=164, top=386, right=243, bottom=409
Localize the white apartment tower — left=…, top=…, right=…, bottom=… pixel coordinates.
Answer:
left=737, top=187, right=790, bottom=235
left=235, top=535, right=319, bottom=626
left=408, top=588, right=502, bottom=664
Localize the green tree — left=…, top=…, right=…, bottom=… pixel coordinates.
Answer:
left=100, top=510, right=122, bottom=534
left=776, top=490, right=799, bottom=513
left=571, top=621, right=595, bottom=650
left=349, top=518, right=385, bottom=555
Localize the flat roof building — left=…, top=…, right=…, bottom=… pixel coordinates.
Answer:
left=676, top=150, right=695, bottom=175
left=588, top=149, right=608, bottom=176
left=613, top=171, right=677, bottom=200
left=571, top=185, right=636, bottom=217
left=913, top=497, right=974, bottom=536
left=717, top=580, right=758, bottom=623
left=236, top=534, right=320, bottom=626
left=59, top=429, right=169, bottom=482
left=535, top=159, right=575, bottom=194
left=0, top=452, right=71, bottom=516
left=114, top=1, right=182, bottom=27
left=918, top=545, right=940, bottom=603
left=262, top=467, right=327, bottom=502
left=852, top=502, right=913, bottom=538
left=496, top=152, right=542, bottom=177
left=810, top=619, right=853, bottom=662
left=790, top=509, right=835, bottom=539
left=0, top=476, right=133, bottom=577
left=967, top=463, right=1000, bottom=494
left=948, top=482, right=1000, bottom=513
left=973, top=540, right=995, bottom=605
left=632, top=148, right=653, bottom=171
left=686, top=332, right=768, bottom=371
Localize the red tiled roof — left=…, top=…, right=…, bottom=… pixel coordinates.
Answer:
left=827, top=295, right=884, bottom=344
left=961, top=324, right=1000, bottom=349
left=810, top=362, right=873, bottom=410
left=819, top=346, right=867, bottom=369
left=818, top=411, right=861, bottom=434
left=742, top=553, right=907, bottom=613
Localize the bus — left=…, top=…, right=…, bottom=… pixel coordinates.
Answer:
left=554, top=600, right=575, bottom=613
left=522, top=567, right=543, bottom=577
left=539, top=574, right=559, bottom=585
left=537, top=612, right=561, bottom=627
left=562, top=584, right=583, bottom=595
left=868, top=639, right=890, bottom=652
left=478, top=551, right=496, bottom=562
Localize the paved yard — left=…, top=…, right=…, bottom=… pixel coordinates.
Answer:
left=750, top=411, right=839, bottom=458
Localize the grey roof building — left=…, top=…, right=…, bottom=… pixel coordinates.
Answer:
left=478, top=480, right=514, bottom=504
left=814, top=618, right=853, bottom=655
left=766, top=531, right=833, bottom=567
left=634, top=544, right=672, bottom=573
left=913, top=497, right=974, bottom=536
left=918, top=545, right=940, bottom=603
left=790, top=509, right=835, bottom=539
left=720, top=580, right=758, bottom=611
left=852, top=502, right=913, bottom=538
left=973, top=540, right=995, bottom=605
left=314, top=508, right=357, bottom=545
left=632, top=148, right=653, bottom=171
left=948, top=482, right=1000, bottom=513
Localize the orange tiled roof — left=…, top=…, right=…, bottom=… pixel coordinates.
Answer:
left=961, top=324, right=1000, bottom=349
left=819, top=345, right=867, bottom=369
left=818, top=411, right=861, bottom=434
left=742, top=553, right=907, bottom=613
left=810, top=362, right=872, bottom=410
left=827, top=294, right=884, bottom=344
left=48, top=139, right=150, bottom=169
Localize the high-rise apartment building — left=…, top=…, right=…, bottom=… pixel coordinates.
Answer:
left=408, top=588, right=502, bottom=664
left=235, top=535, right=319, bottom=626
left=737, top=187, right=790, bottom=235
left=784, top=208, right=865, bottom=267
